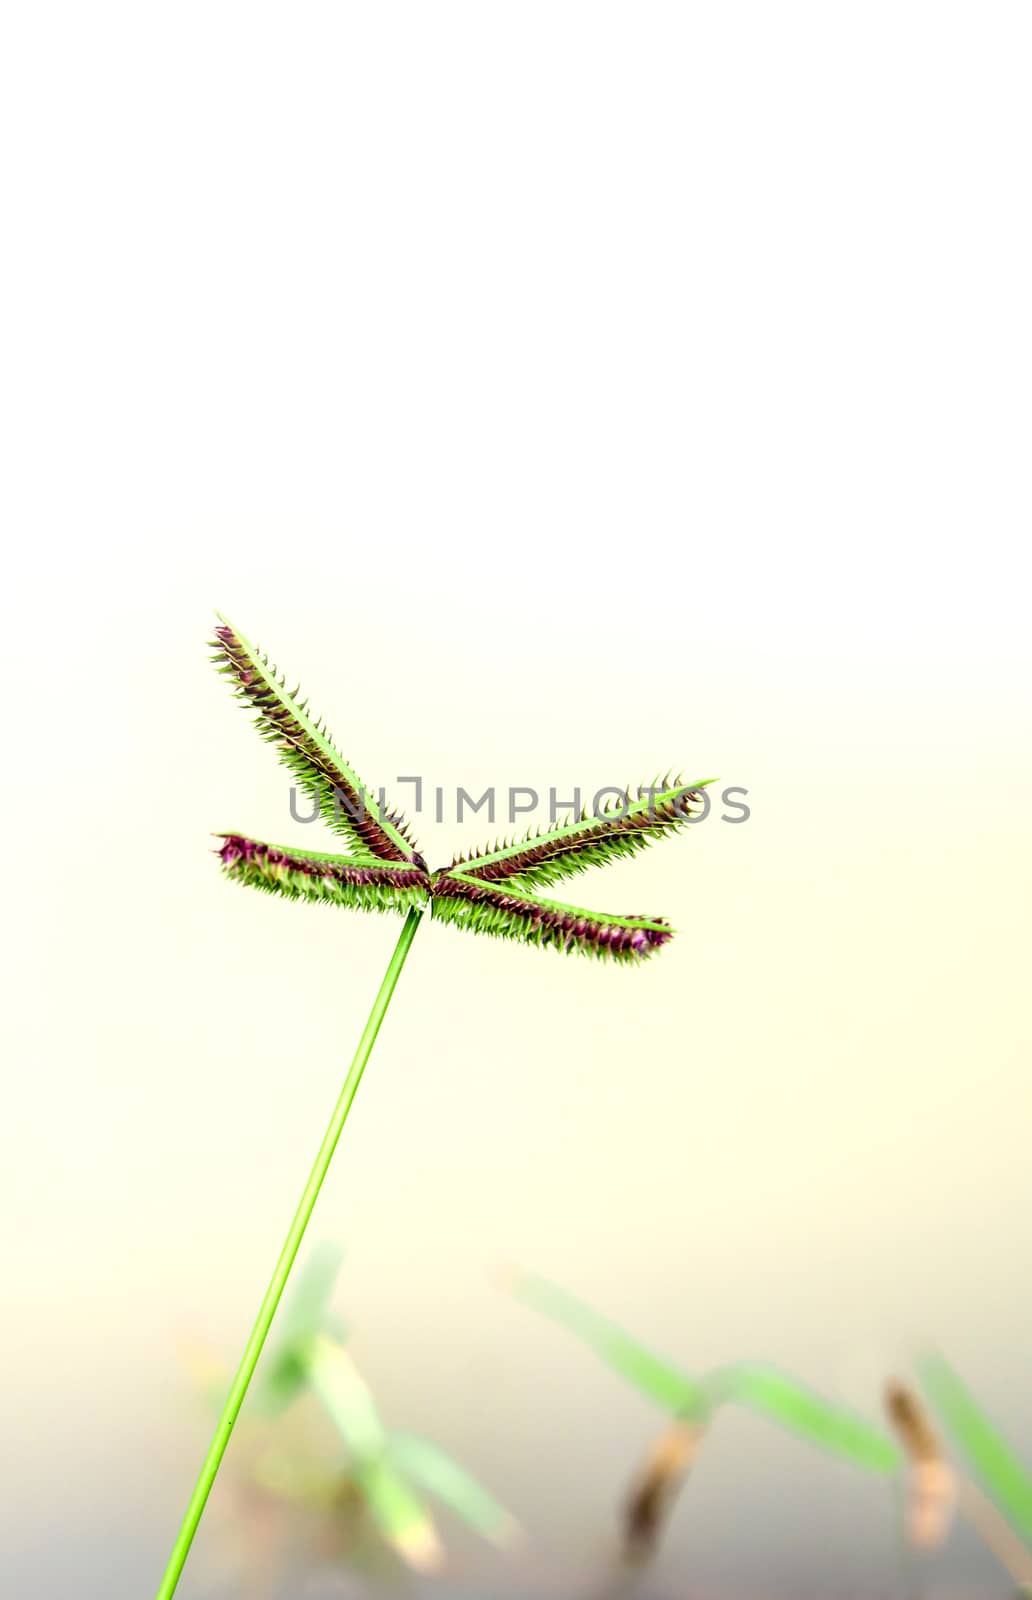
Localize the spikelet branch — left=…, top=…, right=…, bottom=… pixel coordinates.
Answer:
left=443, top=777, right=714, bottom=890
left=217, top=835, right=430, bottom=918
left=431, top=874, right=674, bottom=963
left=211, top=616, right=421, bottom=863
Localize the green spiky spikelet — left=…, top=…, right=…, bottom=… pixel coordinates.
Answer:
left=431, top=873, right=674, bottom=962
left=217, top=835, right=430, bottom=917
left=444, top=778, right=713, bottom=891
left=211, top=618, right=422, bottom=864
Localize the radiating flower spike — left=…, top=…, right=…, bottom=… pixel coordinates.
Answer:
left=441, top=777, right=714, bottom=892
left=430, top=775, right=711, bottom=960
left=211, top=614, right=421, bottom=863
left=216, top=833, right=430, bottom=919
left=208, top=618, right=708, bottom=954
left=431, top=873, right=674, bottom=963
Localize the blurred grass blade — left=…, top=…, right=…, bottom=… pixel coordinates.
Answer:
left=386, top=1431, right=520, bottom=1546
left=306, top=1337, right=386, bottom=1459
left=507, top=1269, right=705, bottom=1416
left=302, top=1338, right=443, bottom=1569
left=276, top=1241, right=348, bottom=1345
left=260, top=1242, right=347, bottom=1413
left=918, top=1353, right=1032, bottom=1543
left=353, top=1458, right=443, bottom=1571
left=509, top=1271, right=897, bottom=1475
left=706, top=1364, right=901, bottom=1474
left=957, top=1478, right=1032, bottom=1592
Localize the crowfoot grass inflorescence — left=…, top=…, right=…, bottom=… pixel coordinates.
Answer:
left=210, top=617, right=710, bottom=960
left=154, top=615, right=713, bottom=1599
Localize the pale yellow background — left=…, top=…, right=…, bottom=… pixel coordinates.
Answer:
left=1, top=5, right=1029, bottom=1596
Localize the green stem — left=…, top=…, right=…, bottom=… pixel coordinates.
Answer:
left=155, top=906, right=424, bottom=1600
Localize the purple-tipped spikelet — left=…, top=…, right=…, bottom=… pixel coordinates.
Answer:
left=211, top=619, right=421, bottom=864
left=444, top=779, right=712, bottom=891
left=217, top=834, right=431, bottom=916
left=430, top=873, right=674, bottom=963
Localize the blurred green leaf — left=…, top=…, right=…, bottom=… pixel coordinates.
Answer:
left=386, top=1431, right=519, bottom=1545
left=509, top=1272, right=899, bottom=1474
left=919, top=1353, right=1032, bottom=1543
left=304, top=1337, right=444, bottom=1567
left=352, top=1457, right=442, bottom=1570
left=707, top=1364, right=901, bottom=1475
left=509, top=1269, right=706, bottom=1416
left=261, top=1242, right=348, bottom=1414
left=306, top=1336, right=386, bottom=1459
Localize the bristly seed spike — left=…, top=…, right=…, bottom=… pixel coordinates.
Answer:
left=210, top=615, right=422, bottom=862
left=438, top=777, right=715, bottom=903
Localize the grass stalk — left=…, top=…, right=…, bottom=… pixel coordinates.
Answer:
left=154, top=905, right=424, bottom=1600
